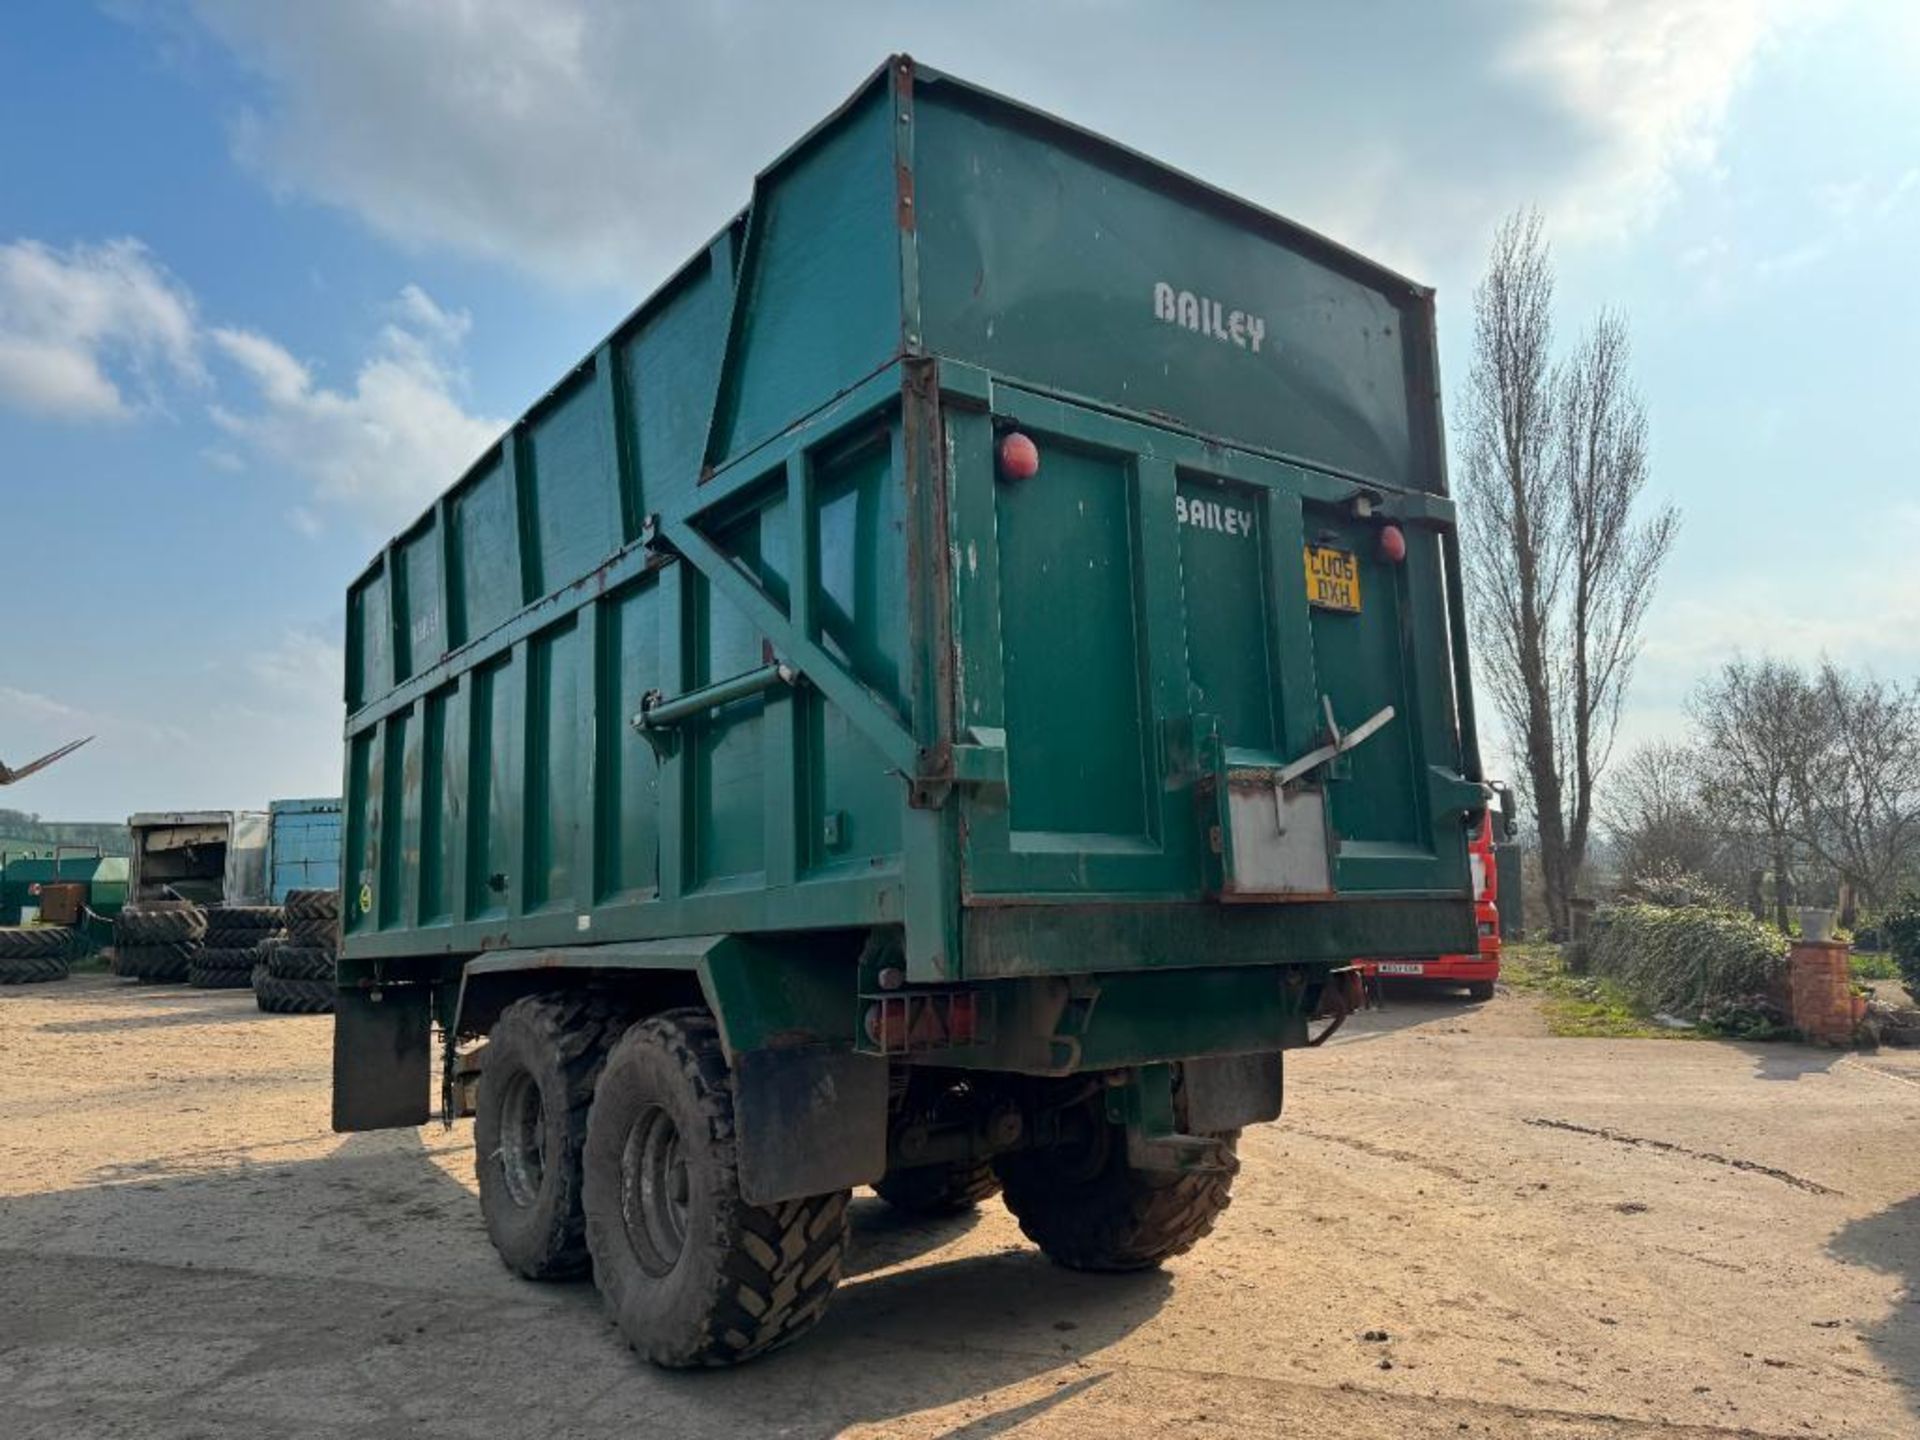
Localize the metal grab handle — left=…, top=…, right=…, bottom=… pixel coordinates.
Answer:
left=631, top=662, right=799, bottom=734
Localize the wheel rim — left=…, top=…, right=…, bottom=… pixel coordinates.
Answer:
left=619, top=1103, right=690, bottom=1276
left=497, top=1070, right=547, bottom=1209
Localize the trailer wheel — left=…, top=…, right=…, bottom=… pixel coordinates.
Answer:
left=583, top=1008, right=850, bottom=1367
left=475, top=994, right=622, bottom=1281
left=995, top=1110, right=1238, bottom=1272
left=1466, top=980, right=1495, bottom=1002
left=873, top=1159, right=1001, bottom=1217
left=0, top=953, right=69, bottom=985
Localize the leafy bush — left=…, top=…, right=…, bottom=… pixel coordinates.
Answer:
left=1851, top=949, right=1901, bottom=982
left=1882, top=893, right=1920, bottom=994
left=1621, top=863, right=1731, bottom=912
left=1589, top=899, right=1788, bottom=1016
left=1696, top=994, right=1796, bottom=1042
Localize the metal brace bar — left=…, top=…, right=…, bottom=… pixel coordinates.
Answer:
left=633, top=662, right=799, bottom=732
left=1272, top=704, right=1396, bottom=789
left=660, top=513, right=923, bottom=775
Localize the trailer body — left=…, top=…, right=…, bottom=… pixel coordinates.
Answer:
left=328, top=57, right=1487, bottom=1363
left=126, top=811, right=268, bottom=907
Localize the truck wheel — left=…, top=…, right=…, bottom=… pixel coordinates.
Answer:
left=475, top=994, right=621, bottom=1281
left=1466, top=980, right=1495, bottom=1002
left=995, top=1114, right=1238, bottom=1272
left=873, top=1159, right=1001, bottom=1217
left=583, top=1008, right=850, bottom=1367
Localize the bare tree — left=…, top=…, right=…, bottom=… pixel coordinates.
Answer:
left=1459, top=210, right=1677, bottom=936
left=1459, top=210, right=1567, bottom=928
left=1689, top=659, right=1822, bottom=931
left=1602, top=739, right=1722, bottom=885
left=1791, top=665, right=1920, bottom=916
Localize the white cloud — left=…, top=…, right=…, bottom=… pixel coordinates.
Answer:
left=249, top=628, right=345, bottom=709
left=0, top=237, right=203, bottom=419
left=164, top=1, right=1829, bottom=294
left=208, top=289, right=505, bottom=531
left=1499, top=0, right=1819, bottom=242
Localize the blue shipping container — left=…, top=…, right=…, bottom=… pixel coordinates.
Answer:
left=267, top=797, right=342, bottom=903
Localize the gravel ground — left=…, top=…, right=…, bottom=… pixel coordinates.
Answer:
left=3, top=973, right=1919, bottom=1438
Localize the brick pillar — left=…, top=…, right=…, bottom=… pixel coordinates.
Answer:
left=1788, top=939, right=1857, bottom=1045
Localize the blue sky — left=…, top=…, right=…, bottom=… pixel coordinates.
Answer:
left=1, top=0, right=1915, bottom=820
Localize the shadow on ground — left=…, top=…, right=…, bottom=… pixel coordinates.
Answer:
left=1332, top=984, right=1490, bottom=1046
left=1, top=1124, right=1171, bottom=1438
left=1830, top=1194, right=1920, bottom=1434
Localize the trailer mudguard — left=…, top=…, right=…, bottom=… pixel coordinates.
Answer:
left=449, top=935, right=886, bottom=1205
left=332, top=984, right=435, bottom=1131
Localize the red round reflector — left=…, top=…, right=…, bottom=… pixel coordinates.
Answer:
left=1377, top=523, right=1407, bottom=563
left=999, top=432, right=1040, bottom=481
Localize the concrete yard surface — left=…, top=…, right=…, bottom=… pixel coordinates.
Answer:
left=3, top=974, right=1920, bottom=1438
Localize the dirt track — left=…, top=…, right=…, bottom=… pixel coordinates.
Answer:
left=4, top=974, right=1919, bottom=1438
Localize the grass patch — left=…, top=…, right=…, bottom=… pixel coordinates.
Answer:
left=1500, top=942, right=1695, bottom=1040
left=1851, top=949, right=1900, bottom=982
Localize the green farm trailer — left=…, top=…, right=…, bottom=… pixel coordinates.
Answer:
left=331, top=57, right=1487, bottom=1367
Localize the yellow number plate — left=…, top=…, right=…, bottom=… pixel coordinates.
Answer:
left=1304, top=545, right=1361, bottom=612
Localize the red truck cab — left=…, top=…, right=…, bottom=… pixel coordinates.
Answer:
left=1361, top=786, right=1511, bottom=1000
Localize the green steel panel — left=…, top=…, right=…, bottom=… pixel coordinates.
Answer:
left=448, top=457, right=519, bottom=649
left=596, top=579, right=664, bottom=903
left=335, top=57, right=1479, bottom=1016
left=995, top=442, right=1148, bottom=840
left=395, top=520, right=442, bottom=681
left=1177, top=474, right=1277, bottom=755
left=624, top=234, right=737, bottom=519
left=710, top=86, right=902, bottom=466
left=526, top=619, right=586, bottom=911
left=912, top=79, right=1430, bottom=492
left=526, top=366, right=622, bottom=593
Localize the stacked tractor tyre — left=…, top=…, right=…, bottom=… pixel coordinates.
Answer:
left=253, top=888, right=338, bottom=1015
left=193, top=904, right=284, bottom=988
left=112, top=902, right=207, bottom=983
left=0, top=925, right=89, bottom=985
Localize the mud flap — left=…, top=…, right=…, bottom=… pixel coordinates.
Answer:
left=1182, top=1051, right=1283, bottom=1132
left=331, top=986, right=433, bottom=1131
left=732, top=1046, right=887, bottom=1205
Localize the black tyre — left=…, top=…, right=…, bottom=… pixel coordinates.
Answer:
left=115, top=905, right=208, bottom=945
left=995, top=1112, right=1238, bottom=1272
left=284, top=888, right=340, bottom=922
left=117, top=941, right=198, bottom=983
left=0, top=926, right=69, bottom=960
left=204, top=905, right=284, bottom=939
left=266, top=945, right=335, bottom=982
left=188, top=956, right=256, bottom=989
left=583, top=1008, right=850, bottom=1367
left=0, top=954, right=69, bottom=985
left=283, top=916, right=340, bottom=949
left=1466, top=980, right=1495, bottom=1002
left=476, top=994, right=625, bottom=1281
left=252, top=968, right=333, bottom=1014
left=873, top=1159, right=1002, bottom=1217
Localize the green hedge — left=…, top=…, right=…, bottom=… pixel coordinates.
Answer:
left=1589, top=901, right=1788, bottom=1015
left=1883, top=893, right=1920, bottom=994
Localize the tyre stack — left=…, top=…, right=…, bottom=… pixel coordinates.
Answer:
left=112, top=902, right=208, bottom=983
left=0, top=925, right=86, bottom=985
left=192, top=904, right=284, bottom=989
left=253, top=888, right=338, bottom=1015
